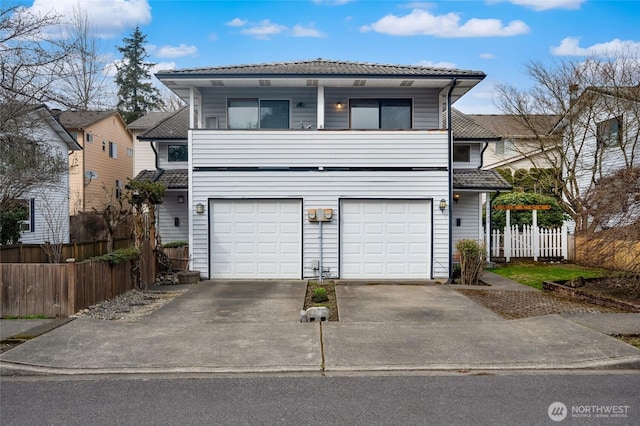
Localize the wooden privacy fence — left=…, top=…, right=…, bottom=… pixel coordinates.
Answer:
left=575, top=236, right=640, bottom=273
left=0, top=241, right=155, bottom=318
left=491, top=224, right=568, bottom=261
left=0, top=237, right=132, bottom=264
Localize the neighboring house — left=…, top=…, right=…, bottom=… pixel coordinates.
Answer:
left=128, top=111, right=176, bottom=176
left=561, top=86, right=640, bottom=229
left=59, top=110, right=133, bottom=214
left=9, top=106, right=81, bottom=244
left=469, top=114, right=559, bottom=177
left=155, top=59, right=511, bottom=280
left=133, top=107, right=190, bottom=244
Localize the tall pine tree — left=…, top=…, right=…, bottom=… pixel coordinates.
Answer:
left=115, top=27, right=163, bottom=123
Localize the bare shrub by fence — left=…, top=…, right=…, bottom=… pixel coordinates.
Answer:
left=0, top=241, right=155, bottom=318
left=0, top=237, right=132, bottom=264
left=575, top=236, right=640, bottom=273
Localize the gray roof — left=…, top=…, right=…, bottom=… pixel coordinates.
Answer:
left=452, top=109, right=500, bottom=140
left=128, top=111, right=176, bottom=131
left=468, top=114, right=558, bottom=139
left=132, top=169, right=188, bottom=189
left=453, top=169, right=512, bottom=191
left=157, top=59, right=485, bottom=79
left=138, top=107, right=188, bottom=140
left=58, top=110, right=119, bottom=129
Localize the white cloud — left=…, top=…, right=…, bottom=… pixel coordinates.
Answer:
left=551, top=37, right=640, bottom=57
left=226, top=18, right=247, bottom=27
left=155, top=44, right=198, bottom=59
left=240, top=20, right=287, bottom=40
left=480, top=53, right=497, bottom=60
left=506, top=0, right=585, bottom=11
left=415, top=60, right=458, bottom=69
left=361, top=9, right=529, bottom=38
left=27, top=0, right=152, bottom=39
left=292, top=24, right=326, bottom=38
left=152, top=62, right=177, bottom=74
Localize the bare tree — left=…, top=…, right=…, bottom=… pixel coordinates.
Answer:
left=56, top=6, right=113, bottom=110
left=495, top=49, right=640, bottom=232
left=93, top=184, right=131, bottom=253
left=0, top=6, right=73, bottom=212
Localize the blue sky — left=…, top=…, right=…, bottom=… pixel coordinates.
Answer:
left=22, top=0, right=640, bottom=113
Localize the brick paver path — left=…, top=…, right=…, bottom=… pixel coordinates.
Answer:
left=457, top=289, right=624, bottom=320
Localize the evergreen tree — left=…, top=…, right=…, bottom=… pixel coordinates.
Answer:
left=114, top=27, right=163, bottom=123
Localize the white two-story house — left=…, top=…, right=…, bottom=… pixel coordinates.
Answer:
left=155, top=59, right=510, bottom=280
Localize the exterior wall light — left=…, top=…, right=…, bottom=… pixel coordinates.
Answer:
left=178, top=195, right=185, bottom=204
left=195, top=203, right=205, bottom=214
left=336, top=102, right=343, bottom=109
left=439, top=199, right=447, bottom=211
left=453, top=193, right=460, bottom=204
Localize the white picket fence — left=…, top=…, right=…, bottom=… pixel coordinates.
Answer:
left=491, top=224, right=568, bottom=261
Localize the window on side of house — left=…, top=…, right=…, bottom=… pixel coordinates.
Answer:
left=350, top=99, right=412, bottom=130
left=454, top=145, right=471, bottom=163
left=597, top=116, right=622, bottom=147
left=115, top=180, right=122, bottom=199
left=16, top=199, right=33, bottom=232
left=227, top=99, right=290, bottom=129
left=168, top=144, right=188, bottom=162
left=496, top=139, right=515, bottom=156
left=109, top=141, right=117, bottom=158
left=86, top=133, right=93, bottom=143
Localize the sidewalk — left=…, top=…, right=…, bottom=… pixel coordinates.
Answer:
left=1, top=276, right=639, bottom=375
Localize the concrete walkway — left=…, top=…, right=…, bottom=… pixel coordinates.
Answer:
left=1, top=276, right=639, bottom=375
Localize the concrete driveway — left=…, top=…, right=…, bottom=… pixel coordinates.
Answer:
left=336, top=284, right=504, bottom=322
left=143, top=280, right=307, bottom=324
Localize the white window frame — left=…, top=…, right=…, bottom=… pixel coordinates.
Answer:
left=109, top=141, right=117, bottom=158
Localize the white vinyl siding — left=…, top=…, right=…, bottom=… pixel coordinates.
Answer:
left=189, top=171, right=449, bottom=279
left=157, top=191, right=189, bottom=244
left=451, top=193, right=483, bottom=251
left=191, top=130, right=448, bottom=168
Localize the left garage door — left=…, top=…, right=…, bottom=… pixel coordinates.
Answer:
left=210, top=199, right=302, bottom=279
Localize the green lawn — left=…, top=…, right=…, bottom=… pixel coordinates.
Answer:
left=486, top=262, right=609, bottom=290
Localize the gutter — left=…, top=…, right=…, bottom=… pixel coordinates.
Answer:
left=447, top=78, right=458, bottom=281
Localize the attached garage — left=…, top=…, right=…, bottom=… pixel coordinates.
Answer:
left=340, top=199, right=431, bottom=279
left=209, top=199, right=302, bottom=278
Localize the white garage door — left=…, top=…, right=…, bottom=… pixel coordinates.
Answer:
left=340, top=200, right=431, bottom=279
left=210, top=199, right=302, bottom=278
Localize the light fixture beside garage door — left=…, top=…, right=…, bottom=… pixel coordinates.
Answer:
left=195, top=203, right=205, bottom=214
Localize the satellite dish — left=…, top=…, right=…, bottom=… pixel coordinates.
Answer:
left=85, top=170, right=98, bottom=180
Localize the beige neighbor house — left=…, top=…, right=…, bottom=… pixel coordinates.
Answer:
left=59, top=111, right=133, bottom=214
left=469, top=114, right=560, bottom=181
left=154, top=59, right=512, bottom=280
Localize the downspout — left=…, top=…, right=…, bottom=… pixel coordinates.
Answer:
left=150, top=141, right=162, bottom=172
left=446, top=78, right=458, bottom=282
left=479, top=140, right=489, bottom=170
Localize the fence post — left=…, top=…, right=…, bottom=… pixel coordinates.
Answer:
left=505, top=210, right=511, bottom=262
left=560, top=223, right=575, bottom=260
left=66, top=258, right=76, bottom=317
left=532, top=210, right=539, bottom=261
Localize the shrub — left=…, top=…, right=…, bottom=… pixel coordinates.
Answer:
left=456, top=239, right=486, bottom=285
left=90, top=246, right=139, bottom=264
left=311, top=287, right=328, bottom=303
left=163, top=241, right=188, bottom=248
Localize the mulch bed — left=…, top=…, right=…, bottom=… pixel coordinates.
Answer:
left=457, top=289, right=626, bottom=320
left=303, top=280, right=339, bottom=321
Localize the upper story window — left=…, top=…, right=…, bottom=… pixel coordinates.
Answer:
left=228, top=99, right=290, bottom=129
left=109, top=141, right=117, bottom=158
left=597, top=116, right=622, bottom=147
left=86, top=133, right=93, bottom=143
left=454, top=145, right=471, bottom=163
left=350, top=99, right=412, bottom=129
left=168, top=144, right=188, bottom=162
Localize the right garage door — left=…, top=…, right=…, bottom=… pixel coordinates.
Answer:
left=340, top=199, right=431, bottom=279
